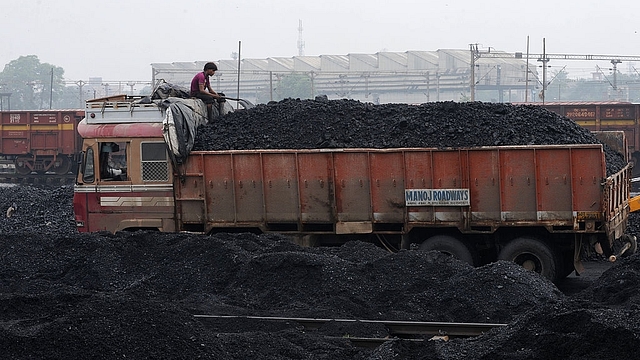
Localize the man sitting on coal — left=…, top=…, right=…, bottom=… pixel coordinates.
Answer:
left=190, top=62, right=225, bottom=122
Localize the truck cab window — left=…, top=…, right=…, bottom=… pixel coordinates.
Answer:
left=141, top=142, right=169, bottom=182
left=82, top=147, right=95, bottom=183
left=99, top=142, right=128, bottom=181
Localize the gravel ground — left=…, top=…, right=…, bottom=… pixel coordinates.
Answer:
left=0, top=99, right=638, bottom=359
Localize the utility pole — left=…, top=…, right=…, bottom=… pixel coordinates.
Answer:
left=309, top=71, right=316, bottom=99
left=436, top=72, right=441, bottom=101
left=297, top=20, right=305, bottom=56
left=127, top=82, right=136, bottom=96
left=525, top=36, right=530, bottom=103
left=237, top=41, right=242, bottom=109
left=496, top=65, right=503, bottom=102
left=470, top=44, right=478, bottom=101
left=537, top=38, right=550, bottom=104
left=102, top=83, right=110, bottom=97
left=611, top=59, right=622, bottom=91
left=75, top=80, right=86, bottom=108
left=49, top=67, right=54, bottom=109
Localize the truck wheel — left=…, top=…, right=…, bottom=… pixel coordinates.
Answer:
left=498, top=237, right=556, bottom=281
left=623, top=234, right=637, bottom=256
left=614, top=234, right=637, bottom=258
left=419, top=235, right=476, bottom=266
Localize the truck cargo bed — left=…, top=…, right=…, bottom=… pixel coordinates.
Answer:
left=176, top=144, right=627, bottom=239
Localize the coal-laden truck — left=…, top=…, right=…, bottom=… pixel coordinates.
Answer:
left=73, top=94, right=634, bottom=282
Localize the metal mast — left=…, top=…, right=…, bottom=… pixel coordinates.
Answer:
left=297, top=20, right=305, bottom=56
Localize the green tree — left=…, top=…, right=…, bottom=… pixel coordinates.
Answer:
left=280, top=73, right=313, bottom=99
left=254, top=73, right=314, bottom=103
left=0, top=55, right=65, bottom=110
left=55, top=84, right=86, bottom=109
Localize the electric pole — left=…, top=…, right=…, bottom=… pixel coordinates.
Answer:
left=75, top=80, right=86, bottom=108
left=537, top=38, right=550, bottom=104
left=297, top=20, right=305, bottom=56
left=611, top=59, right=622, bottom=91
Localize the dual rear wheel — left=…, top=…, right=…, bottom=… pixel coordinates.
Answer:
left=420, top=235, right=560, bottom=282
left=497, top=237, right=557, bottom=281
left=419, top=235, right=476, bottom=266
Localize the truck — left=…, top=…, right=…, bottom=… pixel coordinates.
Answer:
left=73, top=95, right=634, bottom=282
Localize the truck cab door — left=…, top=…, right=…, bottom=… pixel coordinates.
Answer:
left=73, top=144, right=97, bottom=231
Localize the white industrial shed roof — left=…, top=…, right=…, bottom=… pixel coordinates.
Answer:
left=152, top=49, right=526, bottom=75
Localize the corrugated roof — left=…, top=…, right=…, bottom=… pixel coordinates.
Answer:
left=378, top=52, right=407, bottom=70
left=349, top=54, right=378, bottom=70
left=241, top=59, right=269, bottom=71
left=151, top=49, right=535, bottom=78
left=320, top=55, right=350, bottom=71
left=268, top=57, right=294, bottom=71
left=218, top=59, right=239, bottom=71
left=439, top=49, right=470, bottom=63
left=293, top=56, right=322, bottom=71
left=406, top=51, right=439, bottom=70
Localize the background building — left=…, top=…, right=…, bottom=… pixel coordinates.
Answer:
left=151, top=49, right=535, bottom=105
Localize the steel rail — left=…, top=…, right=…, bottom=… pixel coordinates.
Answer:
left=193, top=315, right=506, bottom=337
left=0, top=172, right=76, bottom=185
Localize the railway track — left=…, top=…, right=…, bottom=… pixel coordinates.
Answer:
left=194, top=315, right=507, bottom=347
left=0, top=172, right=76, bottom=185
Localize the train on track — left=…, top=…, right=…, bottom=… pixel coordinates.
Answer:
left=537, top=101, right=640, bottom=174
left=0, top=109, right=84, bottom=183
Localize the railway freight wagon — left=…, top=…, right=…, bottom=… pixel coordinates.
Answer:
left=72, top=97, right=633, bottom=282
left=539, top=102, right=640, bottom=173
left=0, top=109, right=84, bottom=176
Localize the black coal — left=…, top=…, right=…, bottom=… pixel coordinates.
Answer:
left=0, top=99, right=638, bottom=359
left=194, top=99, right=626, bottom=175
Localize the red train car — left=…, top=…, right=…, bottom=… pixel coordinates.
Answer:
left=0, top=110, right=85, bottom=175
left=538, top=102, right=640, bottom=169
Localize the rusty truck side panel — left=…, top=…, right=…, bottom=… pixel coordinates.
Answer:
left=175, top=144, right=627, bottom=243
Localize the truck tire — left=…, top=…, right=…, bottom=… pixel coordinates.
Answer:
left=419, top=235, right=476, bottom=266
left=614, top=234, right=637, bottom=258
left=498, top=237, right=557, bottom=281
left=622, top=234, right=637, bottom=256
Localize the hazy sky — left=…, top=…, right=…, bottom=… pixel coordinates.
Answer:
left=1, top=0, right=639, bottom=82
